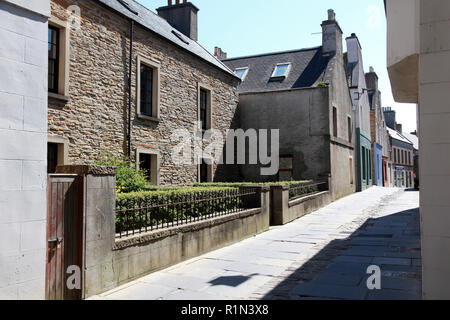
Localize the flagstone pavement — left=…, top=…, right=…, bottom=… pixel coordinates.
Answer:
left=90, top=187, right=421, bottom=300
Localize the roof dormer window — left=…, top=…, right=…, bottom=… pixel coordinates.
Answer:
left=234, top=67, right=249, bottom=80
left=271, top=63, right=291, bottom=79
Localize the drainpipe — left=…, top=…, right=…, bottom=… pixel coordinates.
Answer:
left=127, top=20, right=134, bottom=158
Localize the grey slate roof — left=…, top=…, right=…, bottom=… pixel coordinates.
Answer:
left=96, top=0, right=236, bottom=78
left=222, top=47, right=332, bottom=93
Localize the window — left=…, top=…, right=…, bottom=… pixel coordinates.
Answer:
left=137, top=56, right=160, bottom=120
left=200, top=159, right=209, bottom=183
left=47, top=143, right=58, bottom=173
left=48, top=26, right=59, bottom=93
left=198, top=85, right=212, bottom=131
left=362, top=147, right=367, bottom=180
left=47, top=136, right=69, bottom=173
left=347, top=116, right=352, bottom=142
left=278, top=155, right=294, bottom=181
left=140, top=64, right=153, bottom=117
left=349, top=157, right=354, bottom=185
left=136, top=149, right=160, bottom=185
left=200, top=89, right=208, bottom=131
left=333, top=107, right=338, bottom=137
left=394, top=148, right=397, bottom=162
left=271, top=63, right=291, bottom=79
left=139, top=153, right=152, bottom=182
left=48, top=17, right=69, bottom=98
left=234, top=67, right=248, bottom=80
left=198, top=157, right=213, bottom=183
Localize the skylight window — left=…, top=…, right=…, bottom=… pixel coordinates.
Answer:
left=234, top=67, right=249, bottom=80
left=271, top=63, right=291, bottom=78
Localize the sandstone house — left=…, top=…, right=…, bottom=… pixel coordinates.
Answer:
left=47, top=0, right=241, bottom=185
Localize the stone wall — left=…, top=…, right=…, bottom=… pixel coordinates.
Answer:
left=48, top=0, right=240, bottom=185
left=0, top=0, right=49, bottom=299
left=80, top=177, right=270, bottom=298
left=271, top=185, right=332, bottom=226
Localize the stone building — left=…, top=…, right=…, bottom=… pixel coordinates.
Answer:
left=0, top=0, right=50, bottom=299
left=345, top=33, right=373, bottom=191
left=384, top=108, right=414, bottom=188
left=365, top=67, right=391, bottom=187
left=223, top=10, right=356, bottom=200
left=47, top=0, right=240, bottom=185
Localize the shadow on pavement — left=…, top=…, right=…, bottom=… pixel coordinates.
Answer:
left=262, top=207, right=422, bottom=300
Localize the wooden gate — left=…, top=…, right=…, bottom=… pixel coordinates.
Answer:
left=46, top=175, right=84, bottom=300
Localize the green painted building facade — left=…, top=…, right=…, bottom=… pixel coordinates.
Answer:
left=356, top=128, right=373, bottom=191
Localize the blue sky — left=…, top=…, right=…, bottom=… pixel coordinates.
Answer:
left=137, top=0, right=417, bottom=133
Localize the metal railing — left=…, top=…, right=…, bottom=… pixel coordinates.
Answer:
left=115, top=188, right=259, bottom=238
left=288, top=181, right=328, bottom=201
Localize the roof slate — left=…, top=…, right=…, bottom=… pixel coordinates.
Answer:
left=222, top=47, right=332, bottom=93
left=388, top=127, right=414, bottom=145
left=96, top=0, right=236, bottom=78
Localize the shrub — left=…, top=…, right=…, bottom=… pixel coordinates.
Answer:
left=115, top=187, right=252, bottom=235
left=96, top=154, right=150, bottom=193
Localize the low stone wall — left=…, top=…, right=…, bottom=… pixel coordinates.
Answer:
left=79, top=178, right=270, bottom=299
left=271, top=185, right=332, bottom=226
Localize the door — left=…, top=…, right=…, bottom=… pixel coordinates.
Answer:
left=46, top=175, right=84, bottom=300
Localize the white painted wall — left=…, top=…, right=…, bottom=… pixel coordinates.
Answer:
left=418, top=0, right=450, bottom=300
left=346, top=36, right=372, bottom=137
left=0, top=0, right=49, bottom=299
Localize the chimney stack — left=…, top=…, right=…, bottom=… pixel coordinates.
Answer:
left=157, top=1, right=199, bottom=41
left=214, top=47, right=227, bottom=60
left=383, top=107, right=397, bottom=130
left=365, top=66, right=379, bottom=92
left=321, top=9, right=342, bottom=55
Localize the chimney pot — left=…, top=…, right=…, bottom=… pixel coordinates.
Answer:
left=214, top=47, right=227, bottom=60
left=328, top=9, right=335, bottom=21
left=157, top=2, right=199, bottom=41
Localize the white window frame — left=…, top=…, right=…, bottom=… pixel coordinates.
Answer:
left=270, top=62, right=291, bottom=78
left=234, top=67, right=249, bottom=80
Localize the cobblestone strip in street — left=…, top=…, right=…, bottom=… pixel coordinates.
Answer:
left=91, top=187, right=421, bottom=300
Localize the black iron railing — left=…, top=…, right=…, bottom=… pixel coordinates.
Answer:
left=115, top=188, right=259, bottom=238
left=289, top=181, right=328, bottom=200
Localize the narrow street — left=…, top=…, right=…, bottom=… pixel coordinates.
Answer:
left=92, top=187, right=421, bottom=300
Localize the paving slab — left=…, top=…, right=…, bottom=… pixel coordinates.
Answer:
left=90, top=188, right=421, bottom=301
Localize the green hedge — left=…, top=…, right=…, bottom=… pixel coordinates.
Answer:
left=193, top=180, right=313, bottom=188
left=115, top=187, right=255, bottom=235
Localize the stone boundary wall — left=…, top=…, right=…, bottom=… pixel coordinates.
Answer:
left=59, top=165, right=271, bottom=298
left=271, top=185, right=332, bottom=226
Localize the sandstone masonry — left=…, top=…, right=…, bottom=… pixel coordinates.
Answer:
left=48, top=0, right=240, bottom=185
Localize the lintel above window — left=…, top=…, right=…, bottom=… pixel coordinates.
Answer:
left=234, top=67, right=249, bottom=80
left=270, top=63, right=291, bottom=79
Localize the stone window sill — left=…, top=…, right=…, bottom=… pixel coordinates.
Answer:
left=137, top=114, right=161, bottom=123
left=48, top=92, right=69, bottom=102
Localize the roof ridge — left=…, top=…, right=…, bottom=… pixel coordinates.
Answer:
left=223, top=46, right=322, bottom=61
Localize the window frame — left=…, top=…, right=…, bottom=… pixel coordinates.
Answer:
left=332, top=106, right=338, bottom=137
left=234, top=67, right=249, bottom=80
left=135, top=148, right=160, bottom=186
left=47, top=135, right=69, bottom=173
left=197, top=156, right=213, bottom=183
left=48, top=26, right=59, bottom=94
left=136, top=55, right=160, bottom=122
left=347, top=116, right=352, bottom=143
left=270, top=62, right=291, bottom=79
left=48, top=17, right=70, bottom=99
left=197, top=83, right=213, bottom=131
